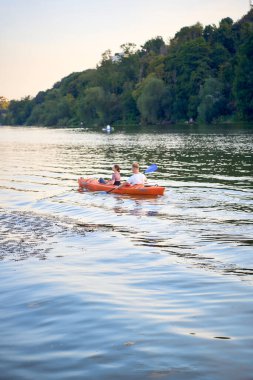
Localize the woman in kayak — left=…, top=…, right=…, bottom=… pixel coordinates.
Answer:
left=99, top=164, right=121, bottom=186
left=109, top=164, right=121, bottom=186
left=117, top=162, right=146, bottom=188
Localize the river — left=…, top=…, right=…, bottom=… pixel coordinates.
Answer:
left=0, top=125, right=253, bottom=380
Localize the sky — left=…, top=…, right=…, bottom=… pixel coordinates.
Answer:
left=0, top=0, right=250, bottom=100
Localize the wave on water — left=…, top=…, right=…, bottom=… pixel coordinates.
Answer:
left=1, top=127, right=253, bottom=380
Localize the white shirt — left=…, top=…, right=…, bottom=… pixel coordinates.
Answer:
left=127, top=173, right=146, bottom=185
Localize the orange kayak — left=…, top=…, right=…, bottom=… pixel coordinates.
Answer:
left=78, top=178, right=165, bottom=196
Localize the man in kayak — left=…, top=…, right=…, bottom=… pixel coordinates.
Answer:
left=117, top=162, right=147, bottom=188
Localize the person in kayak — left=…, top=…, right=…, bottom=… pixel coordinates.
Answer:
left=108, top=164, right=121, bottom=186
left=99, top=164, right=121, bottom=186
left=117, top=162, right=146, bottom=188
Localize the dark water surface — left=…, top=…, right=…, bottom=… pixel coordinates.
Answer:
left=0, top=126, right=253, bottom=380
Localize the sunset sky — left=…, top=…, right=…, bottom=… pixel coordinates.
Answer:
left=0, top=0, right=249, bottom=100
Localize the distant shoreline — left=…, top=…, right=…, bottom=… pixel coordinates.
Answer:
left=1, top=9, right=253, bottom=128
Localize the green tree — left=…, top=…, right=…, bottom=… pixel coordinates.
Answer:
left=78, top=86, right=106, bottom=123
left=7, top=97, right=33, bottom=125
left=171, top=23, right=203, bottom=46
left=165, top=37, right=210, bottom=120
left=77, top=86, right=121, bottom=125
left=136, top=77, right=166, bottom=124
left=141, top=36, right=166, bottom=55
left=120, top=43, right=137, bottom=57
left=197, top=78, right=224, bottom=123
left=234, top=33, right=253, bottom=120
left=217, top=17, right=235, bottom=54
left=0, top=96, right=9, bottom=124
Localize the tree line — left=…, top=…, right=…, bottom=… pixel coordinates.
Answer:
left=1, top=9, right=253, bottom=127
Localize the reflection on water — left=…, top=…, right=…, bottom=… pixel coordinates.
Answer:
left=0, top=126, right=253, bottom=380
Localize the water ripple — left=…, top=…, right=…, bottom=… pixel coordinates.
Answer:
left=0, top=126, right=253, bottom=379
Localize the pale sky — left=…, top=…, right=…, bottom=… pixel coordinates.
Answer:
left=0, top=0, right=249, bottom=100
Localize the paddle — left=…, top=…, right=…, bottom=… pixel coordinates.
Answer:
left=144, top=164, right=158, bottom=174
left=107, top=164, right=158, bottom=193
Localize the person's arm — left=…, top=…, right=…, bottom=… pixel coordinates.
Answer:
left=116, top=181, right=128, bottom=189
left=116, top=175, right=132, bottom=189
left=107, top=173, right=115, bottom=185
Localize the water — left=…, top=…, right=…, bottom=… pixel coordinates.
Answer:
left=0, top=125, right=253, bottom=380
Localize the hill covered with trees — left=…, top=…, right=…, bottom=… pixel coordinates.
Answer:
left=1, top=9, right=253, bottom=127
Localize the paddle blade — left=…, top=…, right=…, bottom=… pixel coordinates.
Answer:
left=144, top=164, right=158, bottom=174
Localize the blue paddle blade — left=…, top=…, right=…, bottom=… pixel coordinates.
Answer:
left=144, top=164, right=158, bottom=174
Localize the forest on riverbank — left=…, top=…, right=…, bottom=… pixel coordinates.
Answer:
left=1, top=9, right=253, bottom=127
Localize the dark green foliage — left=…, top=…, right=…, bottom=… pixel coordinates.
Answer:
left=165, top=36, right=211, bottom=120
left=7, top=97, right=33, bottom=125
left=141, top=36, right=166, bottom=58
left=234, top=33, right=253, bottom=120
left=136, top=77, right=166, bottom=124
left=171, top=23, right=203, bottom=46
left=3, top=9, right=253, bottom=127
left=217, top=17, right=235, bottom=54
left=197, top=78, right=225, bottom=123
